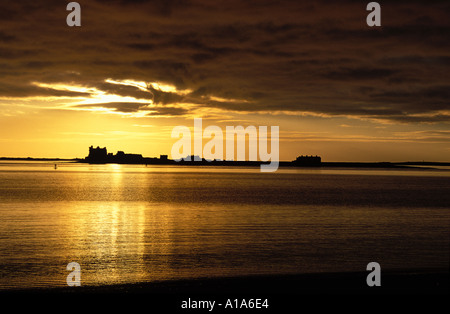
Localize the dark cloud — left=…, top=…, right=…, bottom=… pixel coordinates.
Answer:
left=373, top=114, right=450, bottom=124
left=94, top=82, right=151, bottom=100
left=145, top=106, right=188, bottom=116
left=0, top=0, right=449, bottom=123
left=74, top=102, right=145, bottom=113
left=0, top=31, right=15, bottom=42
left=147, top=86, right=185, bottom=105
left=0, top=83, right=90, bottom=98
left=371, top=86, right=450, bottom=112
left=325, top=67, right=396, bottom=80
left=73, top=102, right=188, bottom=116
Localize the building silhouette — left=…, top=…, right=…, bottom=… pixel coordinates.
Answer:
left=83, top=146, right=322, bottom=167
left=292, top=155, right=322, bottom=166
left=85, top=146, right=144, bottom=164
left=86, top=146, right=108, bottom=163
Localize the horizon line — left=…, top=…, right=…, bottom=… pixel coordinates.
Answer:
left=1, top=156, right=450, bottom=164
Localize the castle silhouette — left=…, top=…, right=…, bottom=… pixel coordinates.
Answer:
left=84, top=146, right=169, bottom=164
left=83, top=146, right=321, bottom=166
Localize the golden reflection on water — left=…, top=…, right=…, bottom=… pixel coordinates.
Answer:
left=58, top=164, right=184, bottom=286
left=1, top=161, right=449, bottom=289
left=63, top=201, right=153, bottom=286
left=59, top=165, right=145, bottom=285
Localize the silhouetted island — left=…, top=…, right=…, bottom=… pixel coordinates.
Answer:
left=81, top=145, right=323, bottom=167
left=2, top=146, right=448, bottom=169
left=77, top=146, right=444, bottom=169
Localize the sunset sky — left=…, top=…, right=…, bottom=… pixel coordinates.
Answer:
left=0, top=0, right=449, bottom=161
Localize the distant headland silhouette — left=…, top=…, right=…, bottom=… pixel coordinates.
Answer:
left=1, top=146, right=448, bottom=169
left=78, top=146, right=446, bottom=169
left=82, top=145, right=322, bottom=167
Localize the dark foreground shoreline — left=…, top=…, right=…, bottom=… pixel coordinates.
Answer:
left=2, top=270, right=448, bottom=311
left=3, top=269, right=448, bottom=295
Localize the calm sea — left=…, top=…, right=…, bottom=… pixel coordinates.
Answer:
left=0, top=161, right=449, bottom=290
